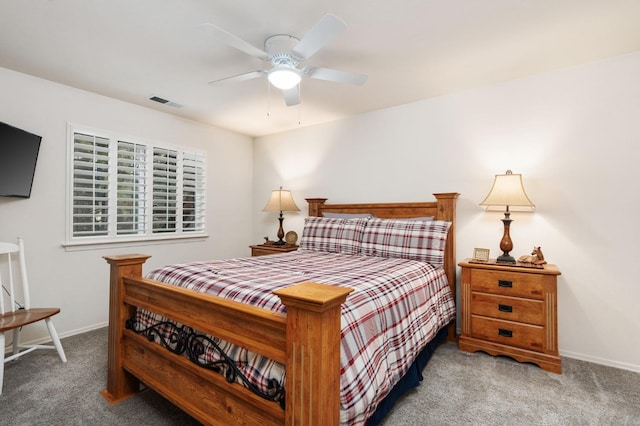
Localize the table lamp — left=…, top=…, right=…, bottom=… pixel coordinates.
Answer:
left=480, top=170, right=535, bottom=263
left=263, top=186, right=300, bottom=245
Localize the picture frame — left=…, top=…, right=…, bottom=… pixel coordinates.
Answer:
left=472, top=248, right=490, bottom=262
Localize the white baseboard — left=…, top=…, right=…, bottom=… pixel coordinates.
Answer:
left=3, top=322, right=108, bottom=356
left=455, top=326, right=639, bottom=373
left=57, top=322, right=108, bottom=340
left=560, top=349, right=640, bottom=374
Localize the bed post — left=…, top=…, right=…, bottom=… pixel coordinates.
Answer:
left=101, top=254, right=151, bottom=403
left=274, top=282, right=353, bottom=426
left=433, top=192, right=459, bottom=341
left=305, top=198, right=328, bottom=217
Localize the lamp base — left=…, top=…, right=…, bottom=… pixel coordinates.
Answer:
left=273, top=214, right=286, bottom=245
left=497, top=213, right=515, bottom=264
left=496, top=254, right=516, bottom=264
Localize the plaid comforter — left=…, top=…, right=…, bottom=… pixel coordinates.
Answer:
left=136, top=250, right=455, bottom=425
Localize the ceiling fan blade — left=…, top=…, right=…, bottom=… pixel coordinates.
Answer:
left=200, top=23, right=270, bottom=60
left=208, top=70, right=265, bottom=86
left=282, top=86, right=301, bottom=106
left=305, top=67, right=368, bottom=86
left=291, top=14, right=346, bottom=61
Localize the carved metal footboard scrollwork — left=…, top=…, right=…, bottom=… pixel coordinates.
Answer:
left=125, top=317, right=286, bottom=409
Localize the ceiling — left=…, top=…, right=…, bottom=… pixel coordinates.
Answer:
left=2, top=1, right=640, bottom=137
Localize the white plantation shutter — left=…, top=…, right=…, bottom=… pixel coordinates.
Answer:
left=72, top=133, right=110, bottom=237
left=67, top=126, right=207, bottom=243
left=152, top=147, right=178, bottom=233
left=182, top=151, right=206, bottom=232
left=117, top=141, right=147, bottom=235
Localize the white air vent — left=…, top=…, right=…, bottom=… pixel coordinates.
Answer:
left=149, top=96, right=183, bottom=109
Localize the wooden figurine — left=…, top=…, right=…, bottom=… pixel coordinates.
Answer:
left=518, top=246, right=547, bottom=265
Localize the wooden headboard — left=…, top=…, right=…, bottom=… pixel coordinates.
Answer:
left=306, top=193, right=459, bottom=339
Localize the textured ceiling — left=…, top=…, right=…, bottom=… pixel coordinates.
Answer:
left=2, top=0, right=640, bottom=137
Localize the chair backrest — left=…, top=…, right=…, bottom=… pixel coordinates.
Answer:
left=0, top=237, right=30, bottom=315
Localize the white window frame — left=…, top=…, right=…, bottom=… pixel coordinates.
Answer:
left=64, top=124, right=207, bottom=247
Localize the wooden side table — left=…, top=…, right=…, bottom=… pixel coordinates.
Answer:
left=250, top=244, right=298, bottom=257
left=458, top=259, right=562, bottom=373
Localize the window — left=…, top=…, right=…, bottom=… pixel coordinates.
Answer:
left=67, top=125, right=206, bottom=245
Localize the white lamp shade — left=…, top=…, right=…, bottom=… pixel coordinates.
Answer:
left=267, top=67, right=301, bottom=90
left=263, top=188, right=300, bottom=212
left=480, top=171, right=535, bottom=211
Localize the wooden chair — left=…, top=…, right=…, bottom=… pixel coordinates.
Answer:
left=0, top=237, right=67, bottom=395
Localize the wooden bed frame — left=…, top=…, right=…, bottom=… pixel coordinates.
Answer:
left=102, top=192, right=458, bottom=426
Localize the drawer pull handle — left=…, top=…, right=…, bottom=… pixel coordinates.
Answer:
left=498, top=280, right=513, bottom=288
left=498, top=304, right=513, bottom=313
left=498, top=328, right=513, bottom=338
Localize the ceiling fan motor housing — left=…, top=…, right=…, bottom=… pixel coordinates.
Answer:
left=264, top=34, right=300, bottom=57
left=270, top=52, right=299, bottom=69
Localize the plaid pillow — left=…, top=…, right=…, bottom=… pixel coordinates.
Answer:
left=299, top=217, right=369, bottom=255
left=361, top=218, right=451, bottom=268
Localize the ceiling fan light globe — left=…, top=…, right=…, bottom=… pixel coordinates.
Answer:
left=268, top=67, right=301, bottom=90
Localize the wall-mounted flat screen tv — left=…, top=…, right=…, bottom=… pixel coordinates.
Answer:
left=0, top=121, right=42, bottom=198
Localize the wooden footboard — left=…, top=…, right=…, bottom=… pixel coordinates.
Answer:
left=102, top=254, right=351, bottom=425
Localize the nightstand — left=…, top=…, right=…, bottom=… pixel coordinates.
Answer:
left=250, top=244, right=298, bottom=257
left=458, top=259, right=562, bottom=373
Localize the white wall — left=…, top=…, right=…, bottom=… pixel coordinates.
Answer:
left=254, top=51, right=640, bottom=372
left=0, top=67, right=254, bottom=343
left=3, top=48, right=638, bottom=372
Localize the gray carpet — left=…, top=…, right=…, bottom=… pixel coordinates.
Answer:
left=2, top=327, right=639, bottom=425
left=382, top=344, right=640, bottom=425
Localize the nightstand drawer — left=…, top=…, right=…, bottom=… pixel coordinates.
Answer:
left=470, top=269, right=544, bottom=299
left=471, top=293, right=544, bottom=325
left=471, top=316, right=544, bottom=352
left=250, top=244, right=298, bottom=257
left=251, top=247, right=279, bottom=256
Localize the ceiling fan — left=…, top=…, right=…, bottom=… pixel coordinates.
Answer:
left=202, top=14, right=368, bottom=106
